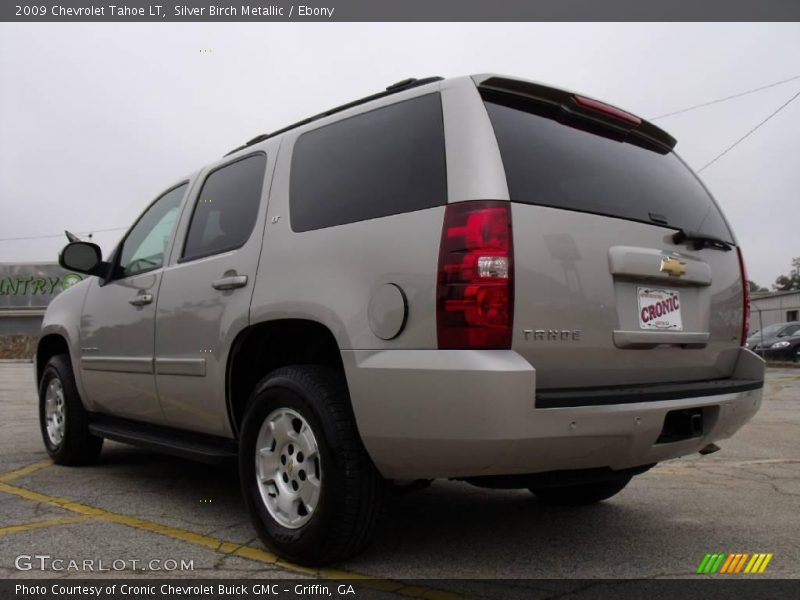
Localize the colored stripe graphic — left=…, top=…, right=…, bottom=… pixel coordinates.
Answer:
left=759, top=554, right=773, bottom=573
left=745, top=554, right=770, bottom=573
left=744, top=554, right=759, bottom=573
left=703, top=553, right=718, bottom=574
left=722, top=553, right=739, bottom=573
left=734, top=553, right=749, bottom=573
left=702, top=552, right=774, bottom=574
left=720, top=554, right=736, bottom=573
left=711, top=553, right=727, bottom=573
left=700, top=553, right=724, bottom=574
left=696, top=554, right=712, bottom=574
left=705, top=552, right=725, bottom=573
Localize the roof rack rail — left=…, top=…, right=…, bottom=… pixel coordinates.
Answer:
left=224, top=76, right=443, bottom=156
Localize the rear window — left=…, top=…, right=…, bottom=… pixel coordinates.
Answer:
left=483, top=98, right=734, bottom=242
left=290, top=93, right=447, bottom=232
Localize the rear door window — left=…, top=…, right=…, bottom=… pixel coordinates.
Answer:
left=289, top=93, right=447, bottom=232
left=483, top=97, right=734, bottom=242
left=182, top=153, right=267, bottom=262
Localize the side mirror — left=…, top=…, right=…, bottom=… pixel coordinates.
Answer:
left=59, top=242, right=108, bottom=276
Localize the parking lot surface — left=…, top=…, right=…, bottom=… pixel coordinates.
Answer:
left=1, top=362, right=798, bottom=585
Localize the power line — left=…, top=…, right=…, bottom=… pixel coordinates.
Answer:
left=650, top=74, right=800, bottom=120
left=0, top=226, right=127, bottom=243
left=697, top=88, right=800, bottom=173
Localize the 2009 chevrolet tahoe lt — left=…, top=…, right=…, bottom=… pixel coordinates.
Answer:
left=37, top=75, right=765, bottom=565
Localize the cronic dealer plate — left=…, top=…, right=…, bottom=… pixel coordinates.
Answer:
left=638, top=287, right=683, bottom=331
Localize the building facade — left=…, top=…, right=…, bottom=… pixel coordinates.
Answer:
left=750, top=290, right=800, bottom=332
left=0, top=263, right=85, bottom=358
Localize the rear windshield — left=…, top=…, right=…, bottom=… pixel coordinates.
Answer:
left=483, top=97, right=734, bottom=243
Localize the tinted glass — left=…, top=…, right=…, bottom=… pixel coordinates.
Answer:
left=183, top=154, right=267, bottom=261
left=290, top=93, right=447, bottom=232
left=119, top=184, right=187, bottom=277
left=751, top=323, right=784, bottom=338
left=484, top=99, right=734, bottom=242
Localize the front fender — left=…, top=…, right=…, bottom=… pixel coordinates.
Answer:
left=38, top=278, right=92, bottom=407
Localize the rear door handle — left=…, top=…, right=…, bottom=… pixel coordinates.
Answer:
left=212, top=275, right=248, bottom=291
left=128, top=293, right=153, bottom=306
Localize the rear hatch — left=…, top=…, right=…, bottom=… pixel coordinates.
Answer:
left=477, top=76, right=746, bottom=389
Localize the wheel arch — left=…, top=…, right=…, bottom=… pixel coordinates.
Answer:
left=226, top=319, right=345, bottom=436
left=36, top=332, right=71, bottom=384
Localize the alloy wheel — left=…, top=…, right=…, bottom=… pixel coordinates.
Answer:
left=255, top=408, right=322, bottom=529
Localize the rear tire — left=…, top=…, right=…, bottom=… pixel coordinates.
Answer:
left=530, top=476, right=631, bottom=506
left=38, top=354, right=103, bottom=465
left=239, top=366, right=385, bottom=566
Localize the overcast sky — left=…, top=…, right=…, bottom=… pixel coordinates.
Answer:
left=1, top=22, right=798, bottom=288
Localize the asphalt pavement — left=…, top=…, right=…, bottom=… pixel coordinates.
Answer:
left=1, top=362, right=798, bottom=587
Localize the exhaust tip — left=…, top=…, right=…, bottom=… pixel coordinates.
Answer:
left=699, top=443, right=721, bottom=456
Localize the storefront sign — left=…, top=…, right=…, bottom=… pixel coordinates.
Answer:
left=0, top=264, right=84, bottom=309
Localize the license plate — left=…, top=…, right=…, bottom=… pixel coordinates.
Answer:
left=637, top=287, right=683, bottom=331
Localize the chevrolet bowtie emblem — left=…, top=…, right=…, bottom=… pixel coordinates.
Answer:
left=660, top=257, right=688, bottom=277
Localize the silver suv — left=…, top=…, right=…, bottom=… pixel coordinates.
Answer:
left=38, top=75, right=765, bottom=565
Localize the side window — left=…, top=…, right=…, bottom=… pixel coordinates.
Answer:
left=118, top=184, right=187, bottom=278
left=182, top=154, right=267, bottom=262
left=290, top=93, right=447, bottom=232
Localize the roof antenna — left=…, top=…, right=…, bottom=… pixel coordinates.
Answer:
left=65, top=230, right=80, bottom=242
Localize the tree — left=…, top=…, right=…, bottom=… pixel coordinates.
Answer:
left=773, top=257, right=800, bottom=291
left=748, top=280, right=767, bottom=293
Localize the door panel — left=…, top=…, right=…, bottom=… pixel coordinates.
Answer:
left=154, top=152, right=272, bottom=437
left=80, top=273, right=162, bottom=421
left=78, top=183, right=188, bottom=422
left=154, top=257, right=256, bottom=436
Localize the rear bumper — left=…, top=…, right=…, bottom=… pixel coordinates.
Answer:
left=343, top=347, right=765, bottom=480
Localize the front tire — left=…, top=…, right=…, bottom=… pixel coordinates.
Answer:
left=239, top=366, right=385, bottom=565
left=530, top=476, right=631, bottom=506
left=38, top=354, right=103, bottom=465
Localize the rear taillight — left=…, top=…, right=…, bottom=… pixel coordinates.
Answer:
left=737, top=247, right=750, bottom=345
left=437, top=201, right=514, bottom=349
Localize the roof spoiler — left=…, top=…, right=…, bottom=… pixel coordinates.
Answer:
left=475, top=75, right=677, bottom=152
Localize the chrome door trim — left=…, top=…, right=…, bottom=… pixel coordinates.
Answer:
left=81, top=356, right=154, bottom=374
left=154, top=358, right=207, bottom=377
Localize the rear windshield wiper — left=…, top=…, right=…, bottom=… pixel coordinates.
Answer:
left=672, top=229, right=733, bottom=252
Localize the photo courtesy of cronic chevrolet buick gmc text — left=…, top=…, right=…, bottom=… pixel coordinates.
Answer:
left=37, top=75, right=765, bottom=565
